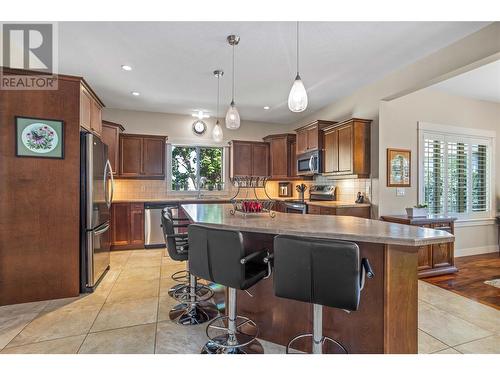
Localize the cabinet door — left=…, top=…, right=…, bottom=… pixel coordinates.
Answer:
left=252, top=143, right=269, bottom=176
left=269, top=138, right=288, bottom=178
left=231, top=142, right=253, bottom=176
left=289, top=140, right=297, bottom=177
left=80, top=87, right=91, bottom=131
left=432, top=242, right=453, bottom=268
left=307, top=126, right=318, bottom=151
left=338, top=125, right=353, bottom=173
left=130, top=203, right=145, bottom=247
left=90, top=100, right=102, bottom=135
left=120, top=136, right=143, bottom=177
left=142, top=137, right=165, bottom=178
left=101, top=124, right=119, bottom=175
left=320, top=207, right=336, bottom=215
left=296, top=130, right=308, bottom=154
left=336, top=207, right=370, bottom=218
left=307, top=205, right=321, bottom=215
left=324, top=129, right=339, bottom=173
left=111, top=203, right=130, bottom=247
left=417, top=245, right=433, bottom=271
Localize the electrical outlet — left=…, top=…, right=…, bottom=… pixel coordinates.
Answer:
left=396, top=188, right=405, bottom=197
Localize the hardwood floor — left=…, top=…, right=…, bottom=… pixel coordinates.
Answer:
left=423, top=252, right=500, bottom=310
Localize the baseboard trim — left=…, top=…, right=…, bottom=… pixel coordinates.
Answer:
left=455, top=245, right=499, bottom=257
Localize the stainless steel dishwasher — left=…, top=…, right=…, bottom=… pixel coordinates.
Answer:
left=144, top=202, right=177, bottom=248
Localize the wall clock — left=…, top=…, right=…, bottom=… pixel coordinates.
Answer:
left=192, top=120, right=207, bottom=136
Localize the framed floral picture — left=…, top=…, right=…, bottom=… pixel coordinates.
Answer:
left=387, top=148, right=411, bottom=187
left=15, top=116, right=64, bottom=159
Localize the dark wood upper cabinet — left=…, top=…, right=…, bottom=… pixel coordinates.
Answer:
left=230, top=140, right=270, bottom=177
left=323, top=118, right=371, bottom=178
left=263, top=133, right=297, bottom=179
left=101, top=120, right=124, bottom=175
left=80, top=84, right=104, bottom=136
left=295, top=120, right=335, bottom=154
left=119, top=134, right=167, bottom=179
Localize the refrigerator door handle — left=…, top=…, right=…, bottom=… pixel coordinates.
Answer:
left=104, top=160, right=111, bottom=209
left=104, top=159, right=114, bottom=208
left=108, top=160, right=115, bottom=205
left=94, top=222, right=110, bottom=235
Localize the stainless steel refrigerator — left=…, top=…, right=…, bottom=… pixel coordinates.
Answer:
left=80, top=132, right=114, bottom=292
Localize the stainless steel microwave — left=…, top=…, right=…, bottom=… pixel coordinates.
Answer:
left=297, top=150, right=321, bottom=176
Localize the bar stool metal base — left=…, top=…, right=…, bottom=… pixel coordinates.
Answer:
left=201, top=337, right=264, bottom=354
left=171, top=269, right=189, bottom=283
left=286, top=333, right=348, bottom=354
left=169, top=284, right=213, bottom=301
left=169, top=301, right=219, bottom=325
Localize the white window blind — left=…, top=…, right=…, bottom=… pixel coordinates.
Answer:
left=420, top=126, right=492, bottom=218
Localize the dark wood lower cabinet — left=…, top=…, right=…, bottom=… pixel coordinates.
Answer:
left=111, top=203, right=145, bottom=250
left=307, top=204, right=371, bottom=218
left=381, top=215, right=458, bottom=278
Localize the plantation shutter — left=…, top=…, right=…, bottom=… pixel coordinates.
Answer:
left=423, top=137, right=445, bottom=214
left=471, top=143, right=488, bottom=212
left=447, top=141, right=468, bottom=214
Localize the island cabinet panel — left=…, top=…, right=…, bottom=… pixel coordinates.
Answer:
left=101, top=120, right=124, bottom=175
left=119, top=134, right=166, bottom=179
left=295, top=120, right=335, bottom=154
left=230, top=140, right=269, bottom=177
left=263, top=133, right=297, bottom=179
left=323, top=118, right=371, bottom=177
left=111, top=203, right=144, bottom=250
left=380, top=216, right=457, bottom=278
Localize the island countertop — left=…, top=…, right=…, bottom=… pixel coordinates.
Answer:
left=181, top=203, right=454, bottom=247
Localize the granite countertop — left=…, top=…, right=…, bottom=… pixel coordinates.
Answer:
left=381, top=215, right=458, bottom=225
left=181, top=203, right=454, bottom=247
left=113, top=197, right=231, bottom=203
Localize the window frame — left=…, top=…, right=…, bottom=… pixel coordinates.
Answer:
left=166, top=143, right=229, bottom=195
left=417, top=122, right=495, bottom=220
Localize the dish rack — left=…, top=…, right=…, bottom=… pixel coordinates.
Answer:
left=229, top=176, right=276, bottom=218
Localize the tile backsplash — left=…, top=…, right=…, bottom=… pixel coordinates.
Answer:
left=114, top=177, right=371, bottom=203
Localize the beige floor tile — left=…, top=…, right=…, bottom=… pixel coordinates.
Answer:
left=419, top=281, right=500, bottom=333
left=260, top=339, right=286, bottom=354
left=118, top=266, right=161, bottom=282
left=418, top=329, right=448, bottom=354
left=0, top=300, right=49, bottom=318
left=79, top=323, right=156, bottom=354
left=1, top=335, right=86, bottom=354
left=107, top=279, right=160, bottom=302
left=418, top=302, right=492, bottom=347
left=155, top=320, right=208, bottom=354
left=90, top=297, right=159, bottom=332
left=159, top=278, right=179, bottom=297
left=0, top=313, right=39, bottom=350
left=160, top=263, right=186, bottom=279
left=433, top=347, right=461, bottom=354
left=454, top=334, right=500, bottom=354
left=129, top=249, right=163, bottom=257
left=157, top=296, right=178, bottom=322
left=7, top=301, right=102, bottom=347
left=124, top=256, right=161, bottom=268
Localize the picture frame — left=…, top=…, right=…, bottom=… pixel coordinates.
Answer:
left=387, top=148, right=411, bottom=187
left=15, top=116, right=65, bottom=159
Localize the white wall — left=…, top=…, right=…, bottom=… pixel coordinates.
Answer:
left=379, top=89, right=499, bottom=255
left=103, top=108, right=291, bottom=144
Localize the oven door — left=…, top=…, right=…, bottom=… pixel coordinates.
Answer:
left=284, top=202, right=307, bottom=214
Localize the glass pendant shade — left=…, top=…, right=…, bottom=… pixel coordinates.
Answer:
left=225, top=101, right=241, bottom=129
left=288, top=74, right=308, bottom=112
left=212, top=120, right=223, bottom=142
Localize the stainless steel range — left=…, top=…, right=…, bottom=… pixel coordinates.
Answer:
left=282, top=184, right=337, bottom=214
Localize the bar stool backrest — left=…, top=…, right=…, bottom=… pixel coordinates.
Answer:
left=273, top=235, right=361, bottom=311
left=161, top=208, right=188, bottom=261
left=188, top=224, right=246, bottom=289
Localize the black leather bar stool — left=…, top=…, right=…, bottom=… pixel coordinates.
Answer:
left=188, top=224, right=271, bottom=354
left=272, top=235, right=374, bottom=354
left=160, top=210, right=218, bottom=325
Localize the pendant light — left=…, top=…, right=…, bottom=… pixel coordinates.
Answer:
left=225, top=35, right=241, bottom=129
left=288, top=22, right=308, bottom=112
left=212, top=70, right=224, bottom=142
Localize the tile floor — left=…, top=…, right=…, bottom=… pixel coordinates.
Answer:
left=0, top=249, right=498, bottom=354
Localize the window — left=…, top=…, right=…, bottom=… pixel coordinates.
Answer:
left=170, top=145, right=225, bottom=191
left=419, top=123, right=493, bottom=218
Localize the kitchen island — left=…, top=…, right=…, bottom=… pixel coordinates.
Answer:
left=181, top=203, right=454, bottom=353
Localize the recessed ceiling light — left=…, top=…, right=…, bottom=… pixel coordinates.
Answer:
left=121, top=65, right=132, bottom=71
left=131, top=91, right=140, bottom=96
left=263, top=106, right=270, bottom=110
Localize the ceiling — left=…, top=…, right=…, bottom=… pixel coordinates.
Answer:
left=431, top=59, right=500, bottom=103
left=58, top=22, right=489, bottom=124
